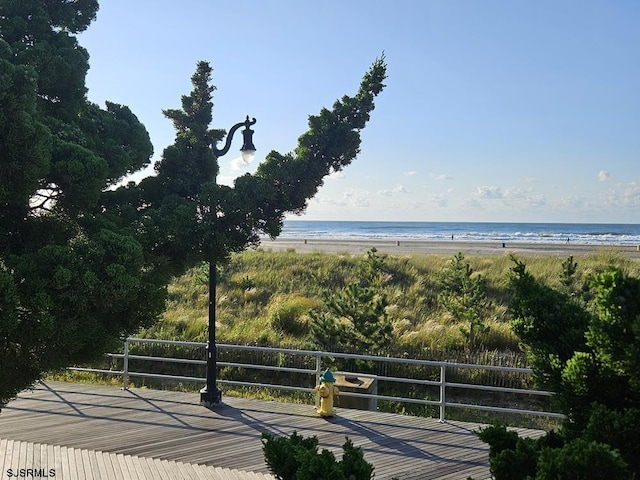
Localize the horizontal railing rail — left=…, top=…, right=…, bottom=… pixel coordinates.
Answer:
left=68, top=338, right=564, bottom=422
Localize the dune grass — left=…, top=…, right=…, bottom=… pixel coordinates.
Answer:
left=139, top=246, right=640, bottom=357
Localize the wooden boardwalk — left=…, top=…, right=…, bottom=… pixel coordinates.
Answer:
left=1, top=381, right=543, bottom=479
left=0, top=439, right=273, bottom=480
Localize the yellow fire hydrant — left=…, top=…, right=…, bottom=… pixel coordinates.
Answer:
left=315, top=369, right=339, bottom=417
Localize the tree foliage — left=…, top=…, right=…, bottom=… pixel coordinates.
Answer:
left=478, top=423, right=628, bottom=480
left=478, top=257, right=640, bottom=479
left=437, top=252, right=490, bottom=349
left=0, top=0, right=386, bottom=407
left=1, top=0, right=155, bottom=407
left=308, top=248, right=393, bottom=353
left=509, top=258, right=640, bottom=427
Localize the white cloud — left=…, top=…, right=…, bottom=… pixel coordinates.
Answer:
left=465, top=198, right=483, bottom=208
left=430, top=173, right=452, bottom=181
left=469, top=185, right=549, bottom=212
left=429, top=193, right=448, bottom=208
left=598, top=181, right=640, bottom=210
left=528, top=194, right=548, bottom=207
left=230, top=156, right=253, bottom=171
left=309, top=195, right=349, bottom=209
left=598, top=171, right=611, bottom=182
left=404, top=170, right=418, bottom=176
left=378, top=184, right=408, bottom=196
left=343, top=191, right=370, bottom=208
left=503, top=187, right=526, bottom=199
left=328, top=170, right=346, bottom=180
left=476, top=186, right=503, bottom=199
left=217, top=174, right=234, bottom=186
left=615, top=181, right=640, bottom=206
left=557, top=195, right=590, bottom=209
left=522, top=177, right=538, bottom=184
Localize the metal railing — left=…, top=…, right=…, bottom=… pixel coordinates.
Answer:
left=68, top=338, right=564, bottom=422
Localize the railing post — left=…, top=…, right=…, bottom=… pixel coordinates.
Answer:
left=315, top=353, right=322, bottom=409
left=439, top=365, right=446, bottom=423
left=122, top=338, right=130, bottom=390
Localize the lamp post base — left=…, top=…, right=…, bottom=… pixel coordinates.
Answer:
left=200, top=386, right=222, bottom=407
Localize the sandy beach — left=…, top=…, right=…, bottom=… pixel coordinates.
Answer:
left=258, top=238, right=640, bottom=258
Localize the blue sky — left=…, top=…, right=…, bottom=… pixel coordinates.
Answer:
left=79, top=1, right=640, bottom=223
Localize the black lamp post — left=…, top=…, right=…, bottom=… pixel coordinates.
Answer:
left=200, top=115, right=256, bottom=407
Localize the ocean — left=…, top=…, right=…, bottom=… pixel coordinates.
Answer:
left=277, top=221, right=640, bottom=246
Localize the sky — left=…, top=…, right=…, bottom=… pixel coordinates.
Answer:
left=78, top=1, right=640, bottom=224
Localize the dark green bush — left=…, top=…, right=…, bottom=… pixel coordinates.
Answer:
left=261, top=431, right=374, bottom=480
left=479, top=260, right=640, bottom=479
left=478, top=424, right=566, bottom=480
left=477, top=423, right=519, bottom=458
left=480, top=415, right=634, bottom=479
left=491, top=438, right=539, bottom=480
left=581, top=404, right=640, bottom=475
left=295, top=449, right=345, bottom=480
left=341, top=438, right=375, bottom=480
left=478, top=424, right=539, bottom=480
left=261, top=431, right=319, bottom=480
left=536, top=438, right=629, bottom=480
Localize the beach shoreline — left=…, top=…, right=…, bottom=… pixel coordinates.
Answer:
left=258, top=237, right=640, bottom=258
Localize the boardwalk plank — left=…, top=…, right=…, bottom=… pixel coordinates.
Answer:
left=67, top=446, right=79, bottom=480
left=0, top=439, right=6, bottom=477
left=178, top=462, right=202, bottom=480
left=117, top=453, right=131, bottom=480
left=94, top=450, right=111, bottom=480
left=135, top=454, right=155, bottom=480
left=18, top=440, right=27, bottom=475
left=59, top=446, right=69, bottom=480
left=53, top=444, right=62, bottom=479
left=47, top=443, right=55, bottom=475
left=126, top=452, right=143, bottom=480
left=5, top=441, right=14, bottom=475
left=25, top=440, right=34, bottom=472
left=79, top=447, right=92, bottom=480
left=108, top=452, right=124, bottom=479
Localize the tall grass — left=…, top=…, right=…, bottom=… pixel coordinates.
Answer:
left=138, top=247, right=640, bottom=356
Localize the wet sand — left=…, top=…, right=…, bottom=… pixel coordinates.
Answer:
left=258, top=238, right=640, bottom=258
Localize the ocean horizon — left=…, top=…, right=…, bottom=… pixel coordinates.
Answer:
left=276, top=220, right=640, bottom=246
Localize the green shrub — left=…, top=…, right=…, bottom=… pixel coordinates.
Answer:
left=582, top=404, right=640, bottom=475
left=477, top=423, right=520, bottom=458
left=479, top=258, right=640, bottom=479
left=478, top=424, right=566, bottom=480
left=294, top=449, right=345, bottom=480
left=341, top=437, right=375, bottom=480
left=261, top=431, right=374, bottom=480
left=536, top=438, right=629, bottom=480
left=261, top=431, right=319, bottom=480
left=491, top=437, right=539, bottom=480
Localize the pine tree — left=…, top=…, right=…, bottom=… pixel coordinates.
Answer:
left=0, top=1, right=386, bottom=408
